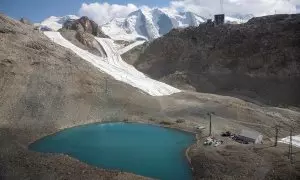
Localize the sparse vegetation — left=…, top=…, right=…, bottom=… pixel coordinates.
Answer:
left=148, top=117, right=156, bottom=121
left=123, top=118, right=129, bottom=122
left=159, top=121, right=173, bottom=125
left=176, top=119, right=185, bottom=123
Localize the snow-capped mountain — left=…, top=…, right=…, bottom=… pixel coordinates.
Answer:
left=40, top=15, right=79, bottom=31
left=39, top=9, right=252, bottom=41
left=101, top=8, right=206, bottom=41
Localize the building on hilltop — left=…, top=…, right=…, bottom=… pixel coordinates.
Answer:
left=214, top=14, right=225, bottom=25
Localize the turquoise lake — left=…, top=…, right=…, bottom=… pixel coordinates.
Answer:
left=29, top=123, right=195, bottom=180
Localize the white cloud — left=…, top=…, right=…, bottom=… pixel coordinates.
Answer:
left=170, top=0, right=300, bottom=17
left=79, top=2, right=138, bottom=25
left=78, top=0, right=300, bottom=25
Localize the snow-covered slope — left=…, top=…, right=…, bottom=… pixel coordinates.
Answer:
left=102, top=8, right=206, bottom=41
left=40, top=15, right=79, bottom=31
left=44, top=31, right=180, bottom=96
left=225, top=16, right=248, bottom=24
left=279, top=135, right=300, bottom=147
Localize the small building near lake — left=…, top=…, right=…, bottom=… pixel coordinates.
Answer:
left=238, top=129, right=263, bottom=144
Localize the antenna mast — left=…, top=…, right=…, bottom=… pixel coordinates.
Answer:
left=220, top=0, right=224, bottom=14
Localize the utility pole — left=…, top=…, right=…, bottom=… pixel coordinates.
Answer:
left=209, top=113, right=212, bottom=136
left=105, top=77, right=108, bottom=94
left=286, top=0, right=291, bottom=14
left=220, top=0, right=224, bottom=14
left=207, top=112, right=215, bottom=136
left=274, top=125, right=279, bottom=147
left=288, top=128, right=293, bottom=163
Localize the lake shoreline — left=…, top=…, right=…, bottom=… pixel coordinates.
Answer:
left=29, top=121, right=197, bottom=180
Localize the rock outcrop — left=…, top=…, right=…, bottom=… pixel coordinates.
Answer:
left=63, top=16, right=109, bottom=38
left=59, top=16, right=109, bottom=56
left=19, top=17, right=32, bottom=25
left=133, top=14, right=300, bottom=107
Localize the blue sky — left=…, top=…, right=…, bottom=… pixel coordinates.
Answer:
left=0, top=0, right=170, bottom=22
left=1, top=0, right=299, bottom=23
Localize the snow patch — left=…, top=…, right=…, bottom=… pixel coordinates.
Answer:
left=40, top=15, right=79, bottom=31
left=279, top=135, right=300, bottom=148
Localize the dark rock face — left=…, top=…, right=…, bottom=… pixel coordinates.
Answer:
left=62, top=16, right=109, bottom=38
left=134, top=14, right=300, bottom=106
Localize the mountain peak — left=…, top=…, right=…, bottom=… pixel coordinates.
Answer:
left=101, top=9, right=205, bottom=41
left=40, top=15, right=79, bottom=31
left=40, top=10, right=251, bottom=41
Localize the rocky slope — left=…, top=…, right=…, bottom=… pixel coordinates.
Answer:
left=0, top=13, right=155, bottom=180
left=133, top=14, right=300, bottom=107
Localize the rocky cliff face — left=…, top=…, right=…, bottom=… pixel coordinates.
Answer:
left=134, top=14, right=300, bottom=106
left=63, top=16, right=108, bottom=38
left=60, top=16, right=109, bottom=56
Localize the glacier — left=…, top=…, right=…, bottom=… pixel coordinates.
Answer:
left=44, top=31, right=180, bottom=96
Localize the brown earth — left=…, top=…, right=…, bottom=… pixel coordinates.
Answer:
left=1, top=13, right=300, bottom=180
